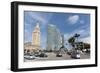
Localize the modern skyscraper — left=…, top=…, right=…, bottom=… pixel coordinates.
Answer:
left=47, top=24, right=62, bottom=51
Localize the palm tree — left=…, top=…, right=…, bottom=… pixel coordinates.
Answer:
left=68, top=33, right=80, bottom=48
left=68, top=36, right=75, bottom=47
left=74, top=33, right=80, bottom=42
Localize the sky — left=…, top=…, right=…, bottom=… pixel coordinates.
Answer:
left=24, top=11, right=90, bottom=49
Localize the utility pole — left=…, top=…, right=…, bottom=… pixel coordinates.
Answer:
left=61, top=34, right=64, bottom=48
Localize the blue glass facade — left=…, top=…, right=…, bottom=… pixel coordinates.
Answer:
left=47, top=24, right=62, bottom=51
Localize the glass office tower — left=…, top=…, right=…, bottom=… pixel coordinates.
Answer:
left=47, top=24, right=62, bottom=51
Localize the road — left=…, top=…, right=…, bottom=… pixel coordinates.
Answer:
left=24, top=52, right=90, bottom=62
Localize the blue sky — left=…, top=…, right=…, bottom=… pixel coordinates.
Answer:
left=24, top=11, right=90, bottom=49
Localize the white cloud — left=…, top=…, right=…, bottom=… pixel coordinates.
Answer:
left=27, top=12, right=53, bottom=26
left=70, top=25, right=90, bottom=38
left=79, top=37, right=90, bottom=43
left=28, top=12, right=47, bottom=24
left=80, top=20, right=84, bottom=24
left=64, top=28, right=90, bottom=44
left=67, top=15, right=79, bottom=25
left=76, top=29, right=85, bottom=35
left=64, top=33, right=90, bottom=45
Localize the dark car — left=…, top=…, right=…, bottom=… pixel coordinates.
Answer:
left=67, top=49, right=72, bottom=55
left=34, top=53, right=39, bottom=57
left=56, top=53, right=62, bottom=57
left=39, top=52, right=48, bottom=57
left=71, top=50, right=80, bottom=59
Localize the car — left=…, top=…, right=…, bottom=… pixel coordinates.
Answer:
left=86, top=49, right=90, bottom=53
left=82, top=49, right=87, bottom=52
left=71, top=50, right=80, bottom=59
left=56, top=54, right=62, bottom=57
left=34, top=53, right=39, bottom=57
left=39, top=52, right=48, bottom=57
left=67, top=49, right=72, bottom=55
left=24, top=54, right=35, bottom=60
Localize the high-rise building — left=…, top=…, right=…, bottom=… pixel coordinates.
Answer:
left=47, top=24, right=62, bottom=51
left=24, top=23, right=40, bottom=52
left=32, top=23, right=40, bottom=49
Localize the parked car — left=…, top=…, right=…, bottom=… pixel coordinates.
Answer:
left=82, top=49, right=87, bottom=52
left=34, top=53, right=39, bottom=57
left=56, top=54, right=62, bottom=57
left=71, top=50, right=80, bottom=59
left=24, top=54, right=35, bottom=60
left=39, top=52, right=48, bottom=57
left=85, top=49, right=90, bottom=53
left=67, top=49, right=72, bottom=55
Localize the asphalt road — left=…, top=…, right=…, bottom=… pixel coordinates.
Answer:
left=24, top=52, right=90, bottom=62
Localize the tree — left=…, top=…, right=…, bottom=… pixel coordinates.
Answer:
left=68, top=37, right=75, bottom=47
left=74, top=33, right=80, bottom=42
left=68, top=33, right=80, bottom=48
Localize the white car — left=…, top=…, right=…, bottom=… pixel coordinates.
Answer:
left=82, top=49, right=87, bottom=52
left=24, top=55, right=35, bottom=60
left=71, top=50, right=80, bottom=59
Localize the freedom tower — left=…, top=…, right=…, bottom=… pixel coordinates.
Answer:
left=24, top=23, right=40, bottom=53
